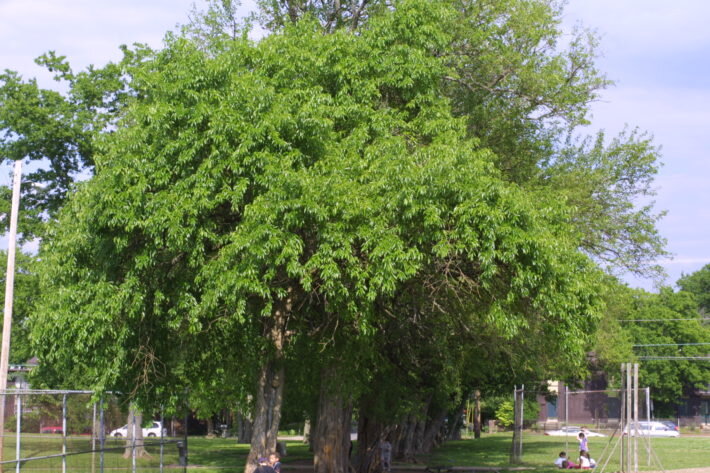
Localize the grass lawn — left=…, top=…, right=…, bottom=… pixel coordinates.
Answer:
left=2, top=432, right=707, bottom=473
left=426, top=433, right=710, bottom=472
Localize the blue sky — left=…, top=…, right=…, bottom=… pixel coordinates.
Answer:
left=1, top=0, right=708, bottom=290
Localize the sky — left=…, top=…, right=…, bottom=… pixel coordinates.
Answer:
left=0, top=0, right=708, bottom=291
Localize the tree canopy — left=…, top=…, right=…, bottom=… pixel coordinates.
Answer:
left=17, top=1, right=674, bottom=472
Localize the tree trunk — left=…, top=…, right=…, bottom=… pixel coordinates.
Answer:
left=447, top=402, right=465, bottom=441
left=206, top=417, right=215, bottom=438
left=245, top=359, right=285, bottom=473
left=303, top=419, right=311, bottom=444
left=244, top=295, right=290, bottom=473
left=237, top=411, right=253, bottom=444
left=413, top=417, right=426, bottom=454
left=474, top=391, right=481, bottom=439
left=355, top=413, right=386, bottom=473
left=399, top=414, right=417, bottom=462
left=420, top=408, right=447, bottom=454
left=123, top=409, right=150, bottom=459
left=313, top=366, right=353, bottom=473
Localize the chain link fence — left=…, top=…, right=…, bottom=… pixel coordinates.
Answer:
left=0, top=390, right=186, bottom=473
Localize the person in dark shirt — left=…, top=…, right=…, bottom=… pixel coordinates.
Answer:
left=256, top=457, right=276, bottom=473
left=269, top=453, right=282, bottom=473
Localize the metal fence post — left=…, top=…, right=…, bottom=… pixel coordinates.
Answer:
left=160, top=406, right=165, bottom=473
left=92, top=402, right=96, bottom=473
left=132, top=410, right=137, bottom=473
left=520, top=385, right=524, bottom=458
left=100, top=397, right=105, bottom=473
left=62, top=394, right=67, bottom=473
left=15, top=392, right=20, bottom=473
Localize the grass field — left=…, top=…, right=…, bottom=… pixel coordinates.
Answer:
left=1, top=432, right=707, bottom=473
left=426, top=433, right=710, bottom=472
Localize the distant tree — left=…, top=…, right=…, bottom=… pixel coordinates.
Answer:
left=677, top=264, right=710, bottom=314
left=0, top=251, right=39, bottom=364
left=620, top=287, right=710, bottom=416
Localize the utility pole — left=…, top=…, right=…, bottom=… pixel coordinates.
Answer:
left=0, top=160, right=22, bottom=470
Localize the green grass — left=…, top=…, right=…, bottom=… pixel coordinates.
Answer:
left=2, top=432, right=708, bottom=473
left=427, top=433, right=710, bottom=472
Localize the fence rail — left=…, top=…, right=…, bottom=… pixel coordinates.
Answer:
left=0, top=389, right=186, bottom=473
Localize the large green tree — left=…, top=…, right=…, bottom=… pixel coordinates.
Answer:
left=31, top=3, right=605, bottom=473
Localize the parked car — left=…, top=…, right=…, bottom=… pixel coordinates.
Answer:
left=110, top=421, right=166, bottom=438
left=660, top=420, right=679, bottom=432
left=40, top=426, right=63, bottom=434
left=626, top=421, right=680, bottom=438
left=544, top=426, right=606, bottom=437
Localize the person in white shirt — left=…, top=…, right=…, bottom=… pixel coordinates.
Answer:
left=554, top=452, right=568, bottom=468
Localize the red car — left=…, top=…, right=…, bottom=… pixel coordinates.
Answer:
left=40, top=426, right=63, bottom=434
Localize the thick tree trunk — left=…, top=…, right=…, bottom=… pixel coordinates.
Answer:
left=355, top=413, right=386, bottom=473
left=413, top=417, right=426, bottom=454
left=420, top=408, right=447, bottom=454
left=399, top=414, right=417, bottom=462
left=313, top=366, right=353, bottom=473
left=447, top=402, right=466, bottom=441
left=245, top=359, right=285, bottom=473
left=244, top=296, right=290, bottom=473
left=206, top=417, right=215, bottom=438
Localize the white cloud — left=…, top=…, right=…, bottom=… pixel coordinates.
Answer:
left=564, top=0, right=710, bottom=54
left=0, top=0, right=258, bottom=85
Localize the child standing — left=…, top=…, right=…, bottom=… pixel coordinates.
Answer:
left=577, top=432, right=588, bottom=453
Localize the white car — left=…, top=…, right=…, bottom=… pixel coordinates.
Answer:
left=544, top=426, right=606, bottom=437
left=110, top=421, right=167, bottom=438
left=626, top=421, right=679, bottom=438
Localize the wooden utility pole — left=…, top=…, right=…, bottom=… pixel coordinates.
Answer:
left=0, top=160, right=22, bottom=470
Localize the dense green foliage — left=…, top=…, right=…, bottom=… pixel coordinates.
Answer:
left=0, top=250, right=39, bottom=364
left=0, top=47, right=150, bottom=238
left=9, top=1, right=690, bottom=468
left=623, top=288, right=710, bottom=413
left=677, top=264, right=710, bottom=314
left=31, top=0, right=604, bottom=414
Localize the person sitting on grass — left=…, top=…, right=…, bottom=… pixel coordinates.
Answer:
left=269, top=452, right=281, bottom=473
left=256, top=457, right=276, bottom=473
left=555, top=452, right=568, bottom=468
left=578, top=451, right=596, bottom=469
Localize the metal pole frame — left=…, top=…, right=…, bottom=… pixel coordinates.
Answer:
left=633, top=363, right=639, bottom=473
left=160, top=406, right=165, bottom=473
left=184, top=392, right=189, bottom=473
left=645, top=387, right=650, bottom=467
left=619, top=363, right=631, bottom=466
left=100, top=398, right=105, bottom=473
left=92, top=402, right=96, bottom=473
left=626, top=363, right=632, bottom=473
left=14, top=392, right=20, bottom=473
left=62, top=394, right=67, bottom=473
left=131, top=410, right=137, bottom=473
left=565, top=385, right=569, bottom=454
left=519, top=385, right=524, bottom=459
